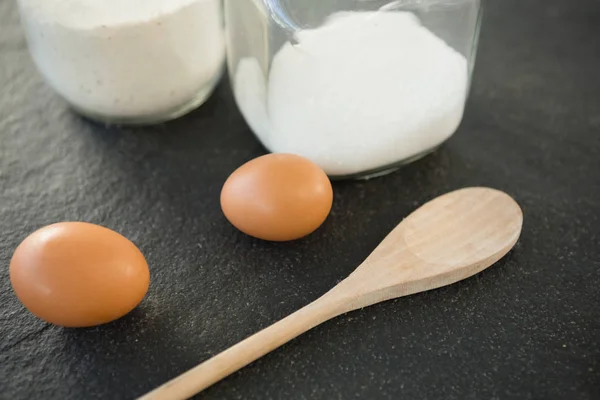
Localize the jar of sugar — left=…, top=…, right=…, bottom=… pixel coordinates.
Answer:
left=225, top=0, right=482, bottom=178
left=17, top=0, right=225, bottom=125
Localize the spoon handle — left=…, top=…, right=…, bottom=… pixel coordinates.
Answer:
left=139, top=294, right=344, bottom=400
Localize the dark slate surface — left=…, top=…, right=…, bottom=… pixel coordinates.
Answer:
left=1, top=0, right=599, bottom=399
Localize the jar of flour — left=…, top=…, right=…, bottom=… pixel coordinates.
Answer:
left=225, top=0, right=482, bottom=178
left=17, top=0, right=225, bottom=125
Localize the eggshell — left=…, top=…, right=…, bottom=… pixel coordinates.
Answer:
left=9, top=222, right=150, bottom=328
left=221, top=153, right=333, bottom=241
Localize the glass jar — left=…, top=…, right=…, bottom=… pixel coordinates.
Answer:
left=17, top=0, right=226, bottom=125
left=225, top=0, right=482, bottom=178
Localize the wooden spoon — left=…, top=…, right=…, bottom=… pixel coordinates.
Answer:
left=140, top=187, right=523, bottom=400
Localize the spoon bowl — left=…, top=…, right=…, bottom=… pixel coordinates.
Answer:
left=141, top=187, right=523, bottom=400
left=334, top=186, right=523, bottom=311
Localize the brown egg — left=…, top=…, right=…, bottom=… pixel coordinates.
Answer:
left=10, top=222, right=150, bottom=328
left=221, top=153, right=333, bottom=241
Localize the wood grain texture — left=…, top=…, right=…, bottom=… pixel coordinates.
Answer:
left=140, top=187, right=523, bottom=400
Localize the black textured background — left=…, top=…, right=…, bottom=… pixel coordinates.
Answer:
left=1, top=0, right=599, bottom=399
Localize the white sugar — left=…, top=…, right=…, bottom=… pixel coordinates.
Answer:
left=234, top=11, right=469, bottom=176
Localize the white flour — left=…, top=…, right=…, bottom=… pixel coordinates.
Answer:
left=18, top=0, right=225, bottom=121
left=234, top=11, right=469, bottom=176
